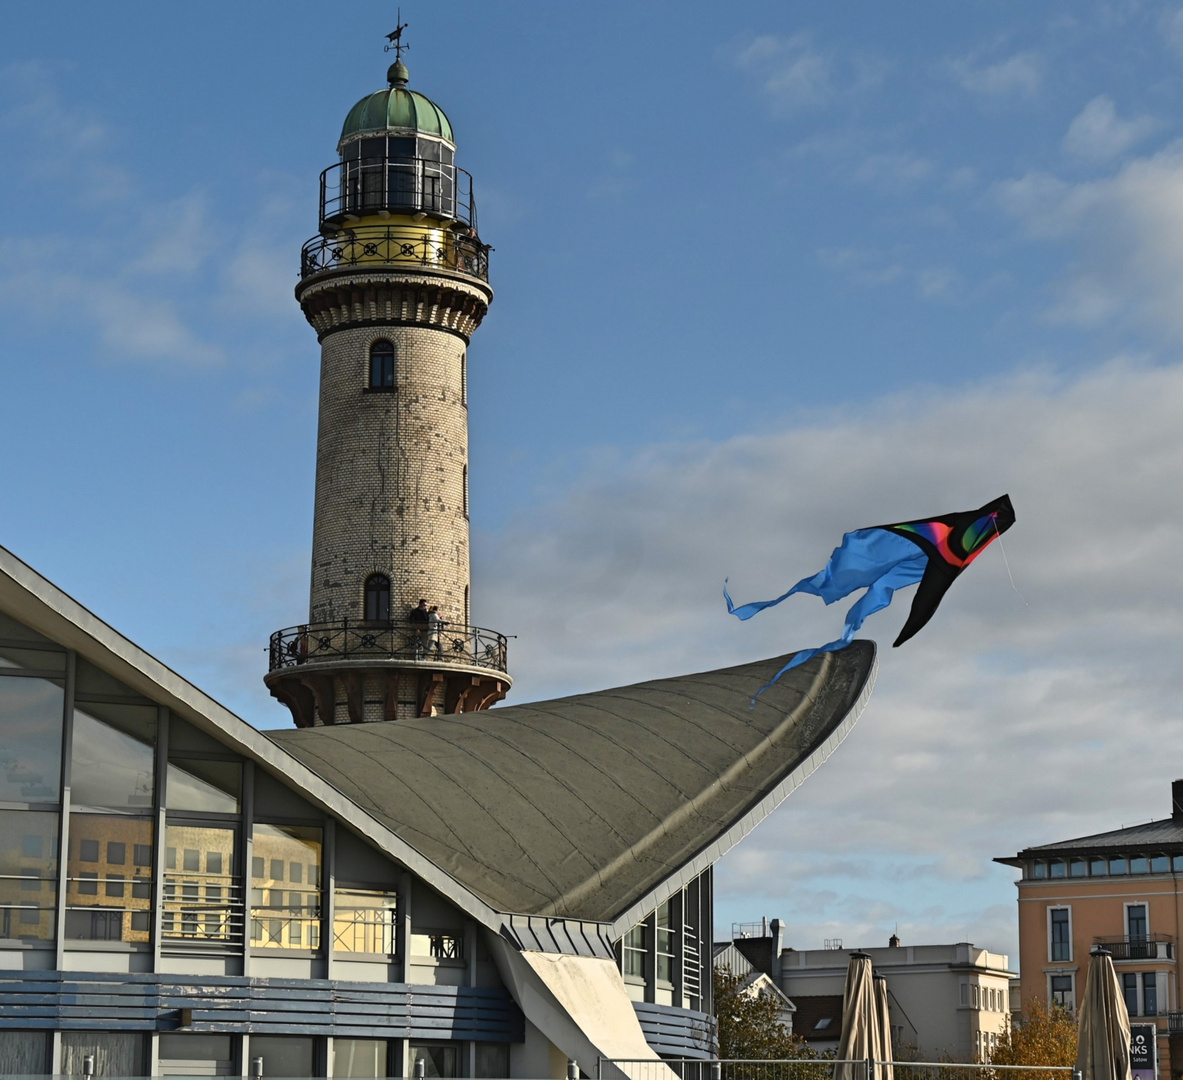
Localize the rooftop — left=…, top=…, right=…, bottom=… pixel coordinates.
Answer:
left=340, top=63, right=455, bottom=145
left=271, top=640, right=877, bottom=926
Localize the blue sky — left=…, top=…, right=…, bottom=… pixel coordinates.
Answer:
left=5, top=1, right=1183, bottom=964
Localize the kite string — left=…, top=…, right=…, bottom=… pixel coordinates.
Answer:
left=992, top=517, right=1028, bottom=607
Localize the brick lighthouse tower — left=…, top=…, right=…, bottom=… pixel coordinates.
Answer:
left=265, top=36, right=511, bottom=726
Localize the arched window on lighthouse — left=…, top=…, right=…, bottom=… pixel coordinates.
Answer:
left=364, top=574, right=391, bottom=623
left=368, top=340, right=395, bottom=390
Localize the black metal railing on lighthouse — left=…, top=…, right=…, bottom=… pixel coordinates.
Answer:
left=269, top=619, right=508, bottom=675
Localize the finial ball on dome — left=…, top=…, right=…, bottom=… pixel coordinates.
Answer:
left=388, top=60, right=410, bottom=87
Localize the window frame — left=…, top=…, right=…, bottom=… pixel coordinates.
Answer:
left=366, top=339, right=397, bottom=393
left=364, top=574, right=392, bottom=624
left=1048, top=905, right=1072, bottom=963
left=1049, top=971, right=1075, bottom=1013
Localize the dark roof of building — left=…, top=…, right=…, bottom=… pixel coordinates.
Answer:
left=271, top=641, right=877, bottom=926
left=996, top=817, right=1183, bottom=865
left=790, top=995, right=845, bottom=1040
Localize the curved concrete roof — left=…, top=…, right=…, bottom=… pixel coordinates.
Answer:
left=271, top=641, right=876, bottom=923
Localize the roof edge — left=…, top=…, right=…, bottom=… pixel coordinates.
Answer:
left=607, top=642, right=878, bottom=940
left=0, top=542, right=506, bottom=932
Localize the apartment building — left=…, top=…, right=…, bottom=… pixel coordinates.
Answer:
left=996, top=780, right=1183, bottom=1080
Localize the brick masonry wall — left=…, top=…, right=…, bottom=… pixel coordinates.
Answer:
left=309, top=322, right=471, bottom=628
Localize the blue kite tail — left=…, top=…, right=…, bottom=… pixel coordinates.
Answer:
left=725, top=578, right=802, bottom=621
left=747, top=637, right=853, bottom=707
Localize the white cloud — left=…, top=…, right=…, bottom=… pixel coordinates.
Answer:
left=733, top=33, right=833, bottom=112
left=949, top=52, right=1042, bottom=98
left=996, top=142, right=1183, bottom=337
left=476, top=357, right=1183, bottom=957
left=1063, top=96, right=1159, bottom=161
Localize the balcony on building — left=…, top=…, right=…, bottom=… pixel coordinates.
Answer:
left=1094, top=934, right=1175, bottom=961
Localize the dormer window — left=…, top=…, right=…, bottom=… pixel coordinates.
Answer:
left=369, top=341, right=395, bottom=390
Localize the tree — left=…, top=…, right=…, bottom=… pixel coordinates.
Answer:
left=989, top=998, right=1078, bottom=1077
left=713, top=965, right=814, bottom=1060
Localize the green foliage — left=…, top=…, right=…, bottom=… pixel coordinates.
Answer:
left=713, top=964, right=815, bottom=1060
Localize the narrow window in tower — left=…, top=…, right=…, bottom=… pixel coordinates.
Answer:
left=460, top=353, right=467, bottom=407
left=368, top=340, right=396, bottom=391
left=364, top=575, right=391, bottom=623
left=462, top=466, right=469, bottom=519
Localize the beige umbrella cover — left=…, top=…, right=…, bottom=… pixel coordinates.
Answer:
left=1076, top=949, right=1132, bottom=1080
left=837, top=953, right=881, bottom=1080
left=874, top=973, right=894, bottom=1080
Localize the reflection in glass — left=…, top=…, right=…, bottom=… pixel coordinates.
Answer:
left=0, top=810, right=58, bottom=942
left=251, top=1035, right=313, bottom=1078
left=475, top=1043, right=510, bottom=1079
left=0, top=1030, right=49, bottom=1073
left=61, top=1032, right=146, bottom=1077
left=158, top=1032, right=233, bottom=1076
left=334, top=1039, right=387, bottom=1078
left=250, top=823, right=321, bottom=949
left=0, top=677, right=63, bottom=803
left=166, top=759, right=241, bottom=814
left=0, top=645, right=66, bottom=672
left=410, top=1042, right=460, bottom=1078
left=163, top=823, right=239, bottom=943
left=71, top=703, right=156, bottom=812
left=65, top=813, right=153, bottom=943
left=334, top=888, right=397, bottom=954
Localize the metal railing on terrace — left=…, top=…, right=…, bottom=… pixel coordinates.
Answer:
left=597, top=1061, right=1078, bottom=1080
left=300, top=224, right=490, bottom=282
left=269, top=619, right=509, bottom=675
left=1093, top=934, right=1174, bottom=960
left=320, top=156, right=477, bottom=229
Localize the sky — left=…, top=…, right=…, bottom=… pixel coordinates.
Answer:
left=3, top=1, right=1183, bottom=967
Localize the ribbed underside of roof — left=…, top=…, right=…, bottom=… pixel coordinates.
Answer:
left=270, top=642, right=876, bottom=922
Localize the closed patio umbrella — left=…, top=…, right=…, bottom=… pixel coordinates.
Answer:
left=837, top=952, right=881, bottom=1080
left=1076, top=948, right=1131, bottom=1080
left=874, top=973, right=893, bottom=1080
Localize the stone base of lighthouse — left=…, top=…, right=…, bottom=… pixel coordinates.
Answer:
left=266, top=660, right=509, bottom=727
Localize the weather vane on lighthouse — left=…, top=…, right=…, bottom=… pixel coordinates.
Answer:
left=385, top=12, right=409, bottom=61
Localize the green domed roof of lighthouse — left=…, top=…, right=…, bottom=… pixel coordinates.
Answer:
left=340, top=62, right=455, bottom=146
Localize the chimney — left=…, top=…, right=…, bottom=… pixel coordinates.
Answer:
left=1173, top=780, right=1183, bottom=821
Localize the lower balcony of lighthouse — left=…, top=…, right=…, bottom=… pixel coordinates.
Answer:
left=265, top=620, right=511, bottom=727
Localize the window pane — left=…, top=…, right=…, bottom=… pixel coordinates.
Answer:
left=166, top=759, right=241, bottom=814
left=0, top=676, right=63, bottom=803
left=1131, top=856, right=1149, bottom=874
left=1032, top=862, right=1047, bottom=878
left=0, top=645, right=66, bottom=672
left=410, top=1043, right=459, bottom=1079
left=1069, top=859, right=1087, bottom=877
left=334, top=1039, right=387, bottom=1078
left=1123, top=973, right=1139, bottom=1015
left=71, top=703, right=156, bottom=812
left=1049, top=860, right=1066, bottom=878
left=250, top=823, right=321, bottom=949
left=1110, top=857, right=1128, bottom=875
left=0, top=1031, right=49, bottom=1073
left=475, top=1043, right=509, bottom=1079
left=1144, top=972, right=1158, bottom=1016
left=61, top=1032, right=146, bottom=1077
left=65, top=814, right=153, bottom=943
left=334, top=888, right=397, bottom=954
left=251, top=1035, right=313, bottom=1078
left=0, top=810, right=58, bottom=942
left=158, top=1032, right=233, bottom=1076
left=1151, top=855, right=1169, bottom=873
left=163, top=823, right=238, bottom=943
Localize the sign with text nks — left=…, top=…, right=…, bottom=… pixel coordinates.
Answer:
left=1131, top=1022, right=1158, bottom=1080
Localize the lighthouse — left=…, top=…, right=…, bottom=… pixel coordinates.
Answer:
left=265, top=41, right=510, bottom=726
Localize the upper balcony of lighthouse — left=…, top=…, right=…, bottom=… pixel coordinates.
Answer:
left=300, top=60, right=490, bottom=285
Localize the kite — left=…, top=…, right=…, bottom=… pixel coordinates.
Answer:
left=725, top=494, right=1016, bottom=695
